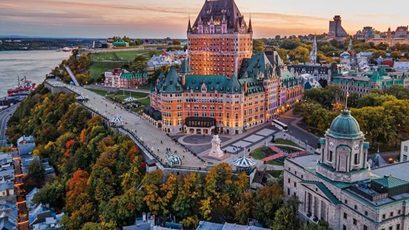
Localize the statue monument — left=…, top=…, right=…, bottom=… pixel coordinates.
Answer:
left=208, top=135, right=224, bottom=159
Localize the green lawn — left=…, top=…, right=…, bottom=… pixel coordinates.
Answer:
left=89, top=62, right=126, bottom=82
left=273, top=138, right=302, bottom=148
left=251, top=147, right=276, bottom=160
left=89, top=50, right=161, bottom=82
left=91, top=50, right=160, bottom=62
left=267, top=157, right=285, bottom=166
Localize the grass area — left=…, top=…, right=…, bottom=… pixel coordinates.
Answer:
left=267, top=157, right=285, bottom=166
left=251, top=147, right=276, bottom=160
left=89, top=62, right=127, bottom=81
left=91, top=50, right=158, bottom=62
left=269, top=170, right=282, bottom=178
left=273, top=138, right=302, bottom=148
left=89, top=49, right=161, bottom=82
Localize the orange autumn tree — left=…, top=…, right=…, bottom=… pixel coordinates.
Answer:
left=64, top=139, right=76, bottom=158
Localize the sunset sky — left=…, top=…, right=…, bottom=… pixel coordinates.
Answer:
left=1, top=0, right=408, bottom=38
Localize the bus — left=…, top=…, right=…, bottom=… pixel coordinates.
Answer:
left=272, top=119, right=288, bottom=132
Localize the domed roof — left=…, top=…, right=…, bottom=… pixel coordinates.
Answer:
left=327, top=110, right=362, bottom=139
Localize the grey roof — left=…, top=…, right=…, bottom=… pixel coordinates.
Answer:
left=192, top=0, right=247, bottom=33
left=287, top=154, right=319, bottom=169
left=197, top=221, right=268, bottom=230
left=372, top=161, right=409, bottom=183
left=197, top=221, right=223, bottom=230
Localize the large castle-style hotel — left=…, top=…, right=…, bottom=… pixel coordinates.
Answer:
left=146, top=0, right=303, bottom=135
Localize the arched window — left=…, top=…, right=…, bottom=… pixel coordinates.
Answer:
left=354, top=153, right=359, bottom=165
left=328, top=151, right=333, bottom=162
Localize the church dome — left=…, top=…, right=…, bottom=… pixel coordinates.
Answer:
left=327, top=110, right=362, bottom=139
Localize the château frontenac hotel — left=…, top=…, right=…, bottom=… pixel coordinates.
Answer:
left=145, top=0, right=303, bottom=135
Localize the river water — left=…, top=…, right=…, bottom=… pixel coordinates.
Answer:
left=0, top=50, right=70, bottom=97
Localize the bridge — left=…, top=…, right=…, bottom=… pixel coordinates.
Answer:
left=45, top=79, right=207, bottom=172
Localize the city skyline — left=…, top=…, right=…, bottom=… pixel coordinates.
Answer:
left=1, top=0, right=409, bottom=38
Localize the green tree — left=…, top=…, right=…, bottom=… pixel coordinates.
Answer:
left=273, top=197, right=300, bottom=230
left=252, top=184, right=283, bottom=227
left=33, top=179, right=65, bottom=211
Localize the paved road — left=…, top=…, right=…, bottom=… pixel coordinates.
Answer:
left=0, top=105, right=18, bottom=147
left=47, top=79, right=205, bottom=168
left=278, top=110, right=320, bottom=149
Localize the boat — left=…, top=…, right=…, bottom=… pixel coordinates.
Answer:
left=7, top=76, right=36, bottom=97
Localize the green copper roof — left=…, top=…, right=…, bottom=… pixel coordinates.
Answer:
left=185, top=74, right=241, bottom=93
left=327, top=110, right=362, bottom=139
left=112, top=40, right=128, bottom=46
left=372, top=176, right=409, bottom=189
left=302, top=180, right=342, bottom=205
left=121, top=72, right=148, bottom=80
left=156, top=66, right=183, bottom=93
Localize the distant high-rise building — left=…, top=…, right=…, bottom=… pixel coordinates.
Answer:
left=328, top=15, right=348, bottom=40
left=187, top=0, right=253, bottom=77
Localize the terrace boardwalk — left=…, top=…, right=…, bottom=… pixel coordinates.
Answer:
left=45, top=79, right=206, bottom=170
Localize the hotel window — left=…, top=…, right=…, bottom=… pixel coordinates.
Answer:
left=343, top=213, right=347, bottom=219
left=382, top=214, right=386, bottom=219
left=390, top=212, right=393, bottom=217
left=354, top=154, right=359, bottom=165
left=364, top=211, right=368, bottom=216
left=353, top=219, right=357, bottom=225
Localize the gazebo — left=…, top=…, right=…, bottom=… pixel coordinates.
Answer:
left=233, top=154, right=256, bottom=174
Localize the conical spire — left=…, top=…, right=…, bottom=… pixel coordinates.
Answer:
left=187, top=17, right=192, bottom=33
left=248, top=15, right=253, bottom=33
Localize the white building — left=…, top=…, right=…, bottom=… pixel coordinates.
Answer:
left=284, top=109, right=409, bottom=230
left=394, top=62, right=409, bottom=72
left=400, top=140, right=409, bottom=162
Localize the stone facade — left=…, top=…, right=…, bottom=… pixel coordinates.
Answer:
left=284, top=110, right=409, bottom=230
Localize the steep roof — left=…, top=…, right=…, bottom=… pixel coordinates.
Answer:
left=184, top=74, right=241, bottom=93
left=155, top=67, right=183, bottom=93
left=192, top=0, right=247, bottom=32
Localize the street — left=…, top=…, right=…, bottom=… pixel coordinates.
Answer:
left=279, top=110, right=320, bottom=149
left=0, top=104, right=18, bottom=147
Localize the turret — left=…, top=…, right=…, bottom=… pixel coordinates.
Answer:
left=248, top=16, right=253, bottom=33
left=209, top=16, right=215, bottom=34
left=187, top=17, right=192, bottom=33
left=197, top=17, right=203, bottom=34
left=221, top=14, right=228, bottom=34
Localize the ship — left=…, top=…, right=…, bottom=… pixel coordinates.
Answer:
left=7, top=76, right=36, bottom=97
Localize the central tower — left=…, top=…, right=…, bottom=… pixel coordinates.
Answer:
left=187, top=0, right=253, bottom=77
